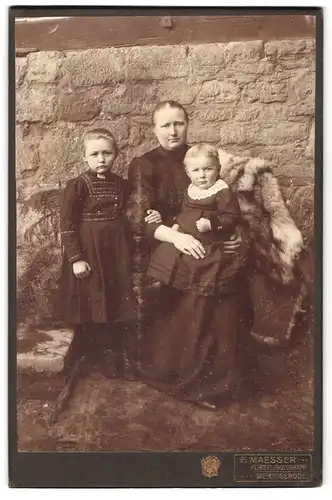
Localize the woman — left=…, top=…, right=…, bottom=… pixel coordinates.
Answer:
left=127, top=101, right=256, bottom=410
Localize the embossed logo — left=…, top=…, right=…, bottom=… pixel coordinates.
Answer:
left=201, top=456, right=221, bottom=478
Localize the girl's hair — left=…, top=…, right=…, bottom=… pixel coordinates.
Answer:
left=152, top=100, right=189, bottom=125
left=82, top=128, right=119, bottom=157
left=184, top=143, right=221, bottom=169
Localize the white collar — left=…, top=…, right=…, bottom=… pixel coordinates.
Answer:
left=187, top=178, right=229, bottom=200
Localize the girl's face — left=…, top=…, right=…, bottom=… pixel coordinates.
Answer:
left=185, top=154, right=219, bottom=190
left=153, top=106, right=188, bottom=151
left=83, top=138, right=116, bottom=174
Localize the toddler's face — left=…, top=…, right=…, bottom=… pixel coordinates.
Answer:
left=83, top=138, right=116, bottom=174
left=185, top=154, right=219, bottom=189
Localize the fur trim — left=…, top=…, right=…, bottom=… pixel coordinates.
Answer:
left=218, top=149, right=304, bottom=284
left=259, top=172, right=303, bottom=270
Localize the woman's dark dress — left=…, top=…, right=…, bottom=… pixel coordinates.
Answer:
left=147, top=181, right=249, bottom=296
left=128, top=146, right=255, bottom=403
left=59, top=169, right=136, bottom=325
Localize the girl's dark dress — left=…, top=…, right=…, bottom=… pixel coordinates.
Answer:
left=128, top=146, right=255, bottom=404
left=59, top=169, right=136, bottom=325
left=147, top=180, right=249, bottom=296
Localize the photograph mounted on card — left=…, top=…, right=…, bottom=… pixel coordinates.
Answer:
left=9, top=6, right=322, bottom=488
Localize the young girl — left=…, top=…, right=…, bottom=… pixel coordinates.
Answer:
left=59, top=128, right=138, bottom=380
left=146, top=143, right=249, bottom=296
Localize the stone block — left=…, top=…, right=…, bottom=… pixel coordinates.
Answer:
left=36, top=126, right=83, bottom=185
left=189, top=43, right=226, bottom=75
left=16, top=126, right=40, bottom=177
left=16, top=85, right=58, bottom=123
left=260, top=121, right=309, bottom=145
left=306, top=123, right=315, bottom=159
left=126, top=45, right=188, bottom=80
left=265, top=39, right=315, bottom=58
left=16, top=58, right=27, bottom=87
left=27, top=51, right=63, bottom=83
left=219, top=121, right=309, bottom=147
left=191, top=107, right=233, bottom=123
left=250, top=145, right=314, bottom=180
left=62, top=48, right=126, bottom=86
left=17, top=328, right=72, bottom=371
left=58, top=88, right=102, bottom=122
left=102, top=82, right=157, bottom=116
left=275, top=56, right=315, bottom=71
left=233, top=107, right=260, bottom=122
left=288, top=69, right=315, bottom=105
left=155, top=80, right=201, bottom=105
left=91, top=116, right=129, bottom=148
left=187, top=120, right=221, bottom=143
left=129, top=125, right=143, bottom=146
left=225, top=40, right=264, bottom=62
left=225, top=59, right=275, bottom=78
left=243, top=81, right=288, bottom=103
left=198, top=80, right=240, bottom=104
left=259, top=103, right=315, bottom=122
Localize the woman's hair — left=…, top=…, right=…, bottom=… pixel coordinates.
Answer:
left=184, top=143, right=221, bottom=169
left=82, top=128, right=118, bottom=157
left=152, top=100, right=189, bottom=125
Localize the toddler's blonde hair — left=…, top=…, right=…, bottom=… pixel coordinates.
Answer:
left=184, top=143, right=220, bottom=170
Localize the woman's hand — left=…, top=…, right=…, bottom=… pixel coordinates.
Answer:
left=173, top=233, right=205, bottom=259
left=72, top=260, right=91, bottom=279
left=223, top=227, right=242, bottom=255
left=144, top=209, right=162, bottom=224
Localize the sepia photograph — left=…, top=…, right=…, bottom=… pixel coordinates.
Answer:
left=10, top=7, right=321, bottom=487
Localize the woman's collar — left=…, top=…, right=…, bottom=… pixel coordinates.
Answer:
left=157, top=144, right=189, bottom=160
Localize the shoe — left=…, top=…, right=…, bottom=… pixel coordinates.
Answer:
left=123, top=370, right=139, bottom=382
left=99, top=364, right=120, bottom=379
left=98, top=350, right=121, bottom=379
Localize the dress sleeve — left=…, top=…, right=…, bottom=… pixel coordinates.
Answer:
left=127, top=156, right=161, bottom=239
left=209, top=188, right=241, bottom=236
left=120, top=176, right=133, bottom=205
left=60, top=177, right=86, bottom=264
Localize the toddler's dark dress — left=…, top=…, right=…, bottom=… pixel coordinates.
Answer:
left=59, top=169, right=137, bottom=375
left=147, top=179, right=248, bottom=296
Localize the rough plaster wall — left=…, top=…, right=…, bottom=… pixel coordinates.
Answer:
left=15, top=39, right=315, bottom=324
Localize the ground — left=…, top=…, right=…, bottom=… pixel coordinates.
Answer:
left=17, top=324, right=314, bottom=453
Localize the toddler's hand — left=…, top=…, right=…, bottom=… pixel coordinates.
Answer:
left=72, top=260, right=91, bottom=279
left=196, top=218, right=211, bottom=233
left=145, top=209, right=162, bottom=224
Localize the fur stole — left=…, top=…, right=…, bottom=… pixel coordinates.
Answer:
left=217, top=149, right=304, bottom=285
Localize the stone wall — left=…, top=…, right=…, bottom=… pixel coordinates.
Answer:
left=16, top=39, right=315, bottom=325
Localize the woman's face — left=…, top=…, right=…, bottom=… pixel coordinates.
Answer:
left=153, top=106, right=188, bottom=150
